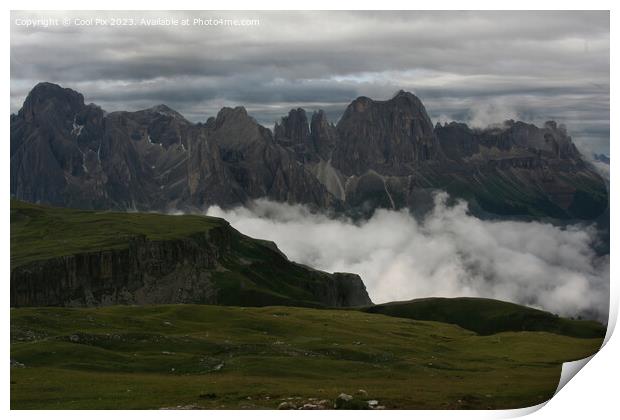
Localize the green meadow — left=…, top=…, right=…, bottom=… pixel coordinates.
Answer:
left=11, top=304, right=603, bottom=409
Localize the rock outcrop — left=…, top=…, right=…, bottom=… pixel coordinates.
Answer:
left=11, top=231, right=228, bottom=307
left=10, top=200, right=372, bottom=308
left=333, top=90, right=443, bottom=175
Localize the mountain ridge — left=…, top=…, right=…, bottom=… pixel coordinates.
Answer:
left=10, top=82, right=608, bottom=220
left=10, top=199, right=371, bottom=308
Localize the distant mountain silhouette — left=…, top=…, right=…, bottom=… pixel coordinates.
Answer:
left=10, top=82, right=608, bottom=220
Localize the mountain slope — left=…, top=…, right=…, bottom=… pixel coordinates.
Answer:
left=11, top=304, right=603, bottom=409
left=362, top=297, right=606, bottom=338
left=10, top=82, right=608, bottom=220
left=10, top=200, right=371, bottom=308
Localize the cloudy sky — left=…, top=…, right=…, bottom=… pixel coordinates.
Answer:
left=11, top=10, right=610, bottom=154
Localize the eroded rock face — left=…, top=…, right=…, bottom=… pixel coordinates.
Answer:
left=332, top=90, right=443, bottom=176
left=11, top=83, right=107, bottom=208
left=10, top=82, right=608, bottom=220
left=310, top=110, right=338, bottom=161
left=206, top=106, right=337, bottom=209
left=435, top=119, right=580, bottom=162
left=274, top=108, right=340, bottom=165
left=275, top=108, right=310, bottom=147
left=327, top=273, right=374, bottom=307
left=434, top=122, right=479, bottom=160
left=10, top=229, right=230, bottom=307
left=10, top=219, right=372, bottom=308
left=275, top=109, right=312, bottom=163
left=10, top=83, right=336, bottom=212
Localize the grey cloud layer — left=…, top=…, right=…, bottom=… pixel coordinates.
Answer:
left=207, top=195, right=610, bottom=322
left=11, top=10, right=609, bottom=153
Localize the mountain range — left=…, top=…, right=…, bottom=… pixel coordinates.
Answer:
left=10, top=82, right=608, bottom=220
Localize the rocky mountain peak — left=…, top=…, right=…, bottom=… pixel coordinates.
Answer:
left=311, top=109, right=328, bottom=126
left=310, top=110, right=332, bottom=138
left=274, top=108, right=310, bottom=146
left=348, top=96, right=373, bottom=113
left=309, top=110, right=338, bottom=160
left=340, top=90, right=432, bottom=127
left=333, top=91, right=442, bottom=175
left=273, top=108, right=339, bottom=163
left=544, top=120, right=558, bottom=130
left=388, top=89, right=427, bottom=110
left=144, top=104, right=188, bottom=121
left=25, top=82, right=84, bottom=103
left=19, top=82, right=85, bottom=123
left=215, top=106, right=251, bottom=129
left=211, top=106, right=271, bottom=151
left=435, top=118, right=582, bottom=161
left=392, top=89, right=418, bottom=101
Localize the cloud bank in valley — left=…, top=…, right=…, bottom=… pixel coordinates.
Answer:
left=207, top=193, right=609, bottom=322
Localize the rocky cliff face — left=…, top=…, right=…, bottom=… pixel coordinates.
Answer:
left=436, top=119, right=580, bottom=161
left=10, top=82, right=608, bottom=220
left=11, top=83, right=336, bottom=212
left=333, top=90, right=443, bottom=175
left=10, top=201, right=372, bottom=308
left=205, top=106, right=336, bottom=209
left=11, top=232, right=225, bottom=307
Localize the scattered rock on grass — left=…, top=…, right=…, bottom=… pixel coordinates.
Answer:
left=10, top=359, right=25, bottom=368
left=334, top=393, right=371, bottom=409
left=334, top=392, right=381, bottom=409
left=337, top=393, right=353, bottom=402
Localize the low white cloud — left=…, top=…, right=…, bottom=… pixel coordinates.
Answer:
left=466, top=100, right=520, bottom=129
left=207, top=193, right=609, bottom=322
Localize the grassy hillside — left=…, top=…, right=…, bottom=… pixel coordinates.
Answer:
left=11, top=304, right=602, bottom=410
left=362, top=298, right=606, bottom=338
left=11, top=199, right=222, bottom=269
left=11, top=200, right=370, bottom=308
left=10, top=200, right=606, bottom=409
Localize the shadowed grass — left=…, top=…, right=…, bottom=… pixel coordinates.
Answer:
left=362, top=297, right=606, bottom=338
left=11, top=199, right=222, bottom=268
left=11, top=304, right=603, bottom=409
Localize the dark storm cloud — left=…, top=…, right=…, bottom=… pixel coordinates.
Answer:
left=10, top=10, right=610, bottom=153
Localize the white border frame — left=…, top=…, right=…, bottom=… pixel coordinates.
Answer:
left=3, top=2, right=616, bottom=420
